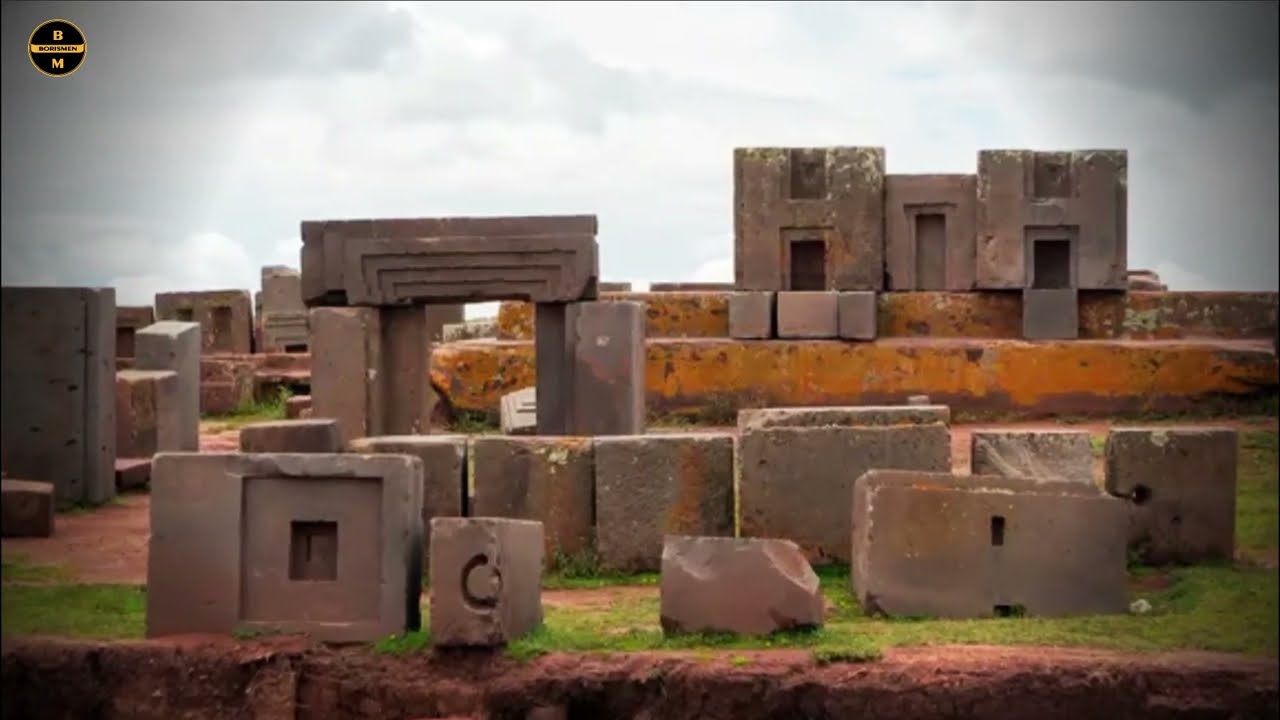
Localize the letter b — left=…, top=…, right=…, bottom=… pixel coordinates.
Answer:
left=53, top=29, right=63, bottom=41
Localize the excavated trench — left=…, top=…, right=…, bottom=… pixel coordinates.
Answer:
left=2, top=637, right=1278, bottom=720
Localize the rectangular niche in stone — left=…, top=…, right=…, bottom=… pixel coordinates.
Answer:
left=884, top=174, right=977, bottom=291
left=146, top=452, right=424, bottom=643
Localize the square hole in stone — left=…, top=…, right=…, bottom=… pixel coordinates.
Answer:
left=788, top=239, right=827, bottom=291
left=175, top=308, right=195, bottom=322
left=212, top=306, right=233, bottom=340
left=1032, top=239, right=1072, bottom=289
left=289, top=520, right=338, bottom=581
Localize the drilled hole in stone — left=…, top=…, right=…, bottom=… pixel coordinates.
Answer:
left=1132, top=485, right=1153, bottom=505
left=990, top=515, right=1006, bottom=547
left=289, top=520, right=338, bottom=581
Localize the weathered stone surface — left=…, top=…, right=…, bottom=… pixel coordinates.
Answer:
left=500, top=387, right=537, bottom=435
left=429, top=517, right=544, bottom=647
left=728, top=292, right=774, bottom=339
left=595, top=434, right=735, bottom=572
left=738, top=405, right=951, bottom=430
left=853, top=470, right=1128, bottom=619
left=739, top=407, right=952, bottom=563
left=976, top=149, right=1127, bottom=290
left=147, top=452, right=424, bottom=642
left=239, top=419, right=343, bottom=453
left=1023, top=289, right=1079, bottom=340
left=115, top=306, right=155, bottom=359
left=970, top=430, right=1094, bottom=485
left=348, top=435, right=467, bottom=575
left=599, top=282, right=632, bottom=292
left=906, top=395, right=932, bottom=406
left=114, top=458, right=151, bottom=491
left=1105, top=428, right=1238, bottom=564
left=443, top=319, right=498, bottom=342
left=199, top=357, right=255, bottom=415
left=1128, top=269, right=1167, bottom=291
left=776, top=292, right=838, bottom=339
left=134, top=321, right=200, bottom=451
left=660, top=535, right=823, bottom=636
left=885, top=174, right=977, bottom=291
left=1, top=286, right=116, bottom=506
left=568, top=301, right=645, bottom=436
left=260, top=266, right=305, bottom=313
left=1, top=479, right=55, bottom=538
left=261, top=311, right=309, bottom=353
left=470, top=437, right=594, bottom=561
left=300, top=215, right=600, bottom=306
left=154, top=290, right=253, bottom=355
left=115, top=370, right=179, bottom=458
left=285, top=395, right=312, bottom=419
left=735, top=147, right=886, bottom=291
left=837, top=291, right=877, bottom=340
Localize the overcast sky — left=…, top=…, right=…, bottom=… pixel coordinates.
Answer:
left=2, top=1, right=1277, bottom=318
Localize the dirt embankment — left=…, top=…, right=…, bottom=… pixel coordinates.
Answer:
left=2, top=637, right=1277, bottom=720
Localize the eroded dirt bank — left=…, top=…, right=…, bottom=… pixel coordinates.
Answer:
left=2, top=637, right=1277, bottom=720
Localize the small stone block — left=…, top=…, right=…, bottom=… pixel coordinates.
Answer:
left=500, top=387, right=537, bottom=436
left=906, top=395, right=932, bottom=406
left=285, top=395, right=312, bottom=419
left=429, top=517, right=544, bottom=647
left=238, top=419, right=344, bottom=453
left=837, top=291, right=877, bottom=340
left=728, top=292, right=775, bottom=339
left=115, top=369, right=180, bottom=458
left=1, top=479, right=55, bottom=537
left=1022, top=288, right=1079, bottom=340
left=776, top=292, right=838, bottom=339
left=115, top=458, right=152, bottom=491
left=971, top=430, right=1095, bottom=485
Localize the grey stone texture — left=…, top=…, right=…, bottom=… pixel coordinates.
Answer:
left=738, top=405, right=952, bottom=563
left=776, top=291, right=839, bottom=339
left=535, top=301, right=646, bottom=436
left=1105, top=428, right=1238, bottom=565
left=154, top=290, right=253, bottom=354
left=146, top=452, right=424, bottom=642
left=470, top=436, right=595, bottom=562
left=115, top=369, right=180, bottom=458
left=134, top=321, right=202, bottom=451
left=115, top=306, right=155, bottom=359
left=500, top=386, right=537, bottom=435
left=660, top=535, right=823, bottom=636
left=238, top=419, right=343, bottom=453
left=885, top=174, right=978, bottom=291
left=970, top=430, right=1095, bottom=486
left=594, top=434, right=735, bottom=572
left=852, top=470, right=1130, bottom=619
left=299, top=215, right=600, bottom=306
left=428, top=517, right=544, bottom=647
left=837, top=291, right=878, bottom=340
left=728, top=292, right=775, bottom=339
left=1, top=286, right=116, bottom=506
left=1023, top=288, right=1080, bottom=340
left=260, top=267, right=309, bottom=352
left=1, top=479, right=55, bottom=537
left=115, top=458, right=151, bottom=491
left=734, top=146, right=886, bottom=292
left=976, top=149, right=1128, bottom=290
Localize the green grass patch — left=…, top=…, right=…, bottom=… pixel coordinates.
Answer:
left=202, top=387, right=292, bottom=429
left=1, top=583, right=145, bottom=640
left=1237, top=431, right=1279, bottom=563
left=446, top=410, right=500, bottom=435
left=1, top=555, right=72, bottom=584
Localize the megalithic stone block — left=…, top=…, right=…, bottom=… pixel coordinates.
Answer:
left=239, top=419, right=344, bottom=453
left=885, top=174, right=978, bottom=291
left=971, top=430, right=1095, bottom=485
left=134, top=321, right=201, bottom=451
left=1023, top=288, right=1080, bottom=340
left=429, top=517, right=544, bottom=647
left=115, top=306, right=156, bottom=359
left=535, top=300, right=646, bottom=436
left=1, top=479, right=56, bottom=538
left=154, top=290, right=253, bottom=354
left=115, top=369, right=180, bottom=458
left=300, top=215, right=600, bottom=306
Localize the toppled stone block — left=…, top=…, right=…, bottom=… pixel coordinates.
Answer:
left=134, top=321, right=201, bottom=451
left=970, top=430, right=1095, bottom=485
left=115, top=306, right=155, bottom=359
left=471, top=437, right=594, bottom=561
left=1023, top=288, right=1079, bottom=340
left=837, top=291, right=877, bottom=340
left=1, top=479, right=55, bottom=537
left=885, top=174, right=978, bottom=290
left=115, top=458, right=151, bottom=491
left=595, top=434, right=735, bottom=572
left=852, top=470, right=1129, bottom=619
left=147, top=452, right=424, bottom=641
left=155, top=290, right=253, bottom=354
left=776, top=291, right=838, bottom=339
left=429, top=517, right=544, bottom=647
left=239, top=419, right=343, bottom=453
left=115, top=369, right=179, bottom=458
left=660, top=535, right=823, bottom=636
left=728, top=292, right=775, bottom=339
left=500, top=387, right=537, bottom=435
left=739, top=405, right=952, bottom=563
left=285, top=395, right=312, bottom=419
left=1105, top=428, right=1238, bottom=564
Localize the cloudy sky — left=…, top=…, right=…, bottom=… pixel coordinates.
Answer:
left=2, top=1, right=1276, bottom=318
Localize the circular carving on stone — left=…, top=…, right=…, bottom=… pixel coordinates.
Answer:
left=461, top=553, right=501, bottom=609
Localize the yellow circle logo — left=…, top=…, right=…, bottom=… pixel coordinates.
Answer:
left=29, top=19, right=86, bottom=78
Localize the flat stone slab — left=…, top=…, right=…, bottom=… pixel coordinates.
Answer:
left=1104, top=427, right=1238, bottom=565
left=285, top=395, right=312, bottom=419
left=852, top=470, right=1129, bottom=619
left=115, top=369, right=179, bottom=458
left=660, top=535, right=823, bottom=636
left=238, top=419, right=343, bottom=454
left=970, top=430, right=1095, bottom=485
left=1, top=479, right=55, bottom=538
left=429, top=517, right=544, bottom=647
left=595, top=434, right=735, bottom=572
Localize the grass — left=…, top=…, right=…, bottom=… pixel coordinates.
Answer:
left=2, top=431, right=1276, bottom=662
left=201, top=387, right=292, bottom=430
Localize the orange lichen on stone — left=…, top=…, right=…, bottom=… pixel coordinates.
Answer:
left=430, top=338, right=1278, bottom=419
left=495, top=292, right=729, bottom=340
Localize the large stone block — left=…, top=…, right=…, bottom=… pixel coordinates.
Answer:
left=1104, top=428, right=1238, bottom=564
left=115, top=306, right=155, bottom=359
left=852, top=470, right=1129, bottom=618
left=738, top=405, right=952, bottom=563
left=1, top=286, right=116, bottom=506
left=660, top=536, right=823, bottom=636
left=429, top=517, right=544, bottom=647
left=595, top=434, right=735, bottom=572
left=115, top=369, right=179, bottom=458
left=734, top=146, right=886, bottom=291
left=470, top=436, right=595, bottom=562
left=154, top=290, right=253, bottom=354
left=260, top=265, right=305, bottom=313
left=300, top=215, right=600, bottom=306
left=146, top=452, right=424, bottom=642
left=500, top=387, right=537, bottom=436
left=535, top=301, right=646, bottom=436
left=728, top=292, right=774, bottom=339
left=970, top=430, right=1094, bottom=485
left=837, top=291, right=877, bottom=340
left=348, top=435, right=467, bottom=574
left=261, top=311, right=309, bottom=353
left=1, top=479, right=55, bottom=538
left=134, top=321, right=200, bottom=451
left=776, top=291, right=838, bottom=339
left=1023, top=288, right=1079, bottom=340
left=239, top=419, right=343, bottom=453
left=976, top=149, right=1127, bottom=290
left=885, top=174, right=977, bottom=291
